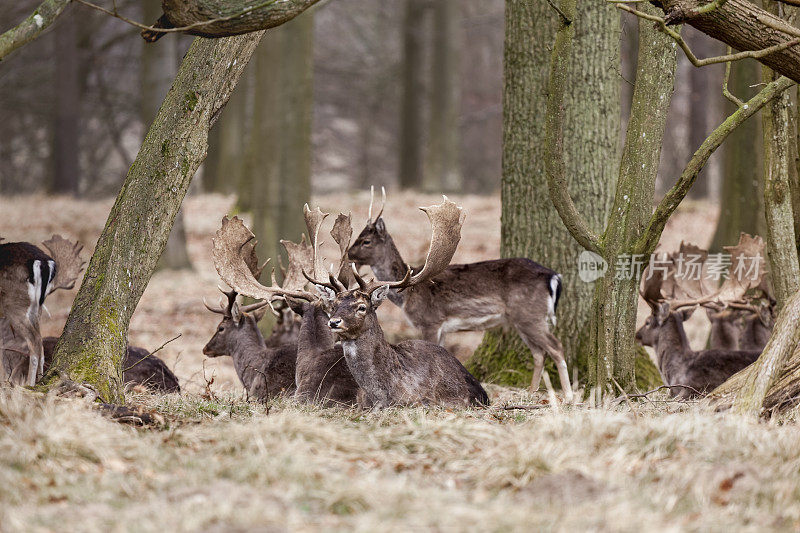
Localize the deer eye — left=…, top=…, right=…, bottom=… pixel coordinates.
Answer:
left=362, top=239, right=371, bottom=246
left=218, top=326, right=225, bottom=332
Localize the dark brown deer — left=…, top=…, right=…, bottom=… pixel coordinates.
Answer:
left=0, top=235, right=84, bottom=386
left=1, top=326, right=180, bottom=393
left=211, top=213, right=360, bottom=406
left=636, top=261, right=761, bottom=398
left=203, top=288, right=297, bottom=401
left=347, top=189, right=571, bottom=402
left=214, top=199, right=488, bottom=408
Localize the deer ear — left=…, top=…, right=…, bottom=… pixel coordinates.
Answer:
left=314, top=284, right=336, bottom=302
left=371, top=285, right=390, bottom=306
left=655, top=302, right=670, bottom=325
left=375, top=218, right=386, bottom=233
left=252, top=305, right=269, bottom=323
left=231, top=302, right=243, bottom=325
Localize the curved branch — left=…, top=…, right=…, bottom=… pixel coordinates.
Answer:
left=544, top=0, right=603, bottom=255
left=635, top=75, right=795, bottom=256
left=0, top=0, right=71, bottom=62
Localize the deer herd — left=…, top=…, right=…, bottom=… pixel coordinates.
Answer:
left=0, top=189, right=777, bottom=408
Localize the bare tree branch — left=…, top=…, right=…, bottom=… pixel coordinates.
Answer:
left=0, top=0, right=71, bottom=62
left=635, top=75, right=795, bottom=256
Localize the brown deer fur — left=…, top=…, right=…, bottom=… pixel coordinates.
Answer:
left=203, top=302, right=297, bottom=401
left=348, top=217, right=571, bottom=402
left=288, top=297, right=361, bottom=406
left=636, top=302, right=760, bottom=398
left=326, top=286, right=488, bottom=408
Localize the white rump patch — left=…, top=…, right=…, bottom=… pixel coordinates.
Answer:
left=547, top=274, right=561, bottom=327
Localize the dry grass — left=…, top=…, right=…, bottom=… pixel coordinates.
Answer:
left=3, top=194, right=800, bottom=531
left=2, top=386, right=800, bottom=532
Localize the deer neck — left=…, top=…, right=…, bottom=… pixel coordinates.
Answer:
left=230, top=325, right=267, bottom=389
left=296, top=303, right=334, bottom=371
left=369, top=236, right=409, bottom=307
left=340, top=313, right=399, bottom=406
left=654, top=315, right=694, bottom=381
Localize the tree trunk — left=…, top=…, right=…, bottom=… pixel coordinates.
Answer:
left=584, top=11, right=677, bottom=395
left=710, top=58, right=765, bottom=252
left=51, top=8, right=80, bottom=196
left=0, top=0, right=71, bottom=61
left=466, top=0, right=621, bottom=388
left=424, top=0, right=461, bottom=193
left=761, top=18, right=800, bottom=312
left=141, top=0, right=193, bottom=272
left=398, top=0, right=427, bottom=190
left=49, top=33, right=264, bottom=402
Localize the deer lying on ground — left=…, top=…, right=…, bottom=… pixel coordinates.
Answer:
left=214, top=199, right=488, bottom=408
left=1, top=324, right=180, bottom=393
left=347, top=188, right=571, bottom=402
left=203, top=287, right=298, bottom=401
left=635, top=242, right=765, bottom=398
left=210, top=216, right=360, bottom=405
left=0, top=235, right=84, bottom=386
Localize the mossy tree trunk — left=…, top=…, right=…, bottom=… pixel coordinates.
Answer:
left=466, top=0, right=620, bottom=387
left=761, top=2, right=800, bottom=312
left=49, top=33, right=265, bottom=402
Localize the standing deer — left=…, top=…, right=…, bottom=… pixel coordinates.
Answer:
left=347, top=189, right=571, bottom=402
left=0, top=235, right=84, bottom=386
left=210, top=214, right=360, bottom=405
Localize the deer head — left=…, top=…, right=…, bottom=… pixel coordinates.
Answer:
left=348, top=186, right=388, bottom=267
left=324, top=196, right=464, bottom=340
left=202, top=287, right=272, bottom=357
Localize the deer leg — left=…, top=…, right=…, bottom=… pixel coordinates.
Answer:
left=545, top=333, right=573, bottom=403
left=529, top=347, right=545, bottom=393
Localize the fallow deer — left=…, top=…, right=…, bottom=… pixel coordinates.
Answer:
left=0, top=235, right=84, bottom=386
left=210, top=214, right=360, bottom=406
left=214, top=199, right=488, bottom=408
left=347, top=188, right=571, bottom=402
left=1, top=325, right=180, bottom=393
left=636, top=249, right=763, bottom=398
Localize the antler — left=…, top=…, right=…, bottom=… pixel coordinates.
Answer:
left=304, top=204, right=329, bottom=281
left=212, top=216, right=317, bottom=303
left=348, top=196, right=464, bottom=295
left=367, top=185, right=386, bottom=223
left=331, top=212, right=354, bottom=288
left=280, top=234, right=315, bottom=292
left=41, top=235, right=85, bottom=294
left=717, top=233, right=767, bottom=302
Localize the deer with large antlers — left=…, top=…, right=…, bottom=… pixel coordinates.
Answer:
left=635, top=238, right=766, bottom=398
left=0, top=235, right=84, bottom=386
left=211, top=212, right=360, bottom=406
left=347, top=188, right=571, bottom=402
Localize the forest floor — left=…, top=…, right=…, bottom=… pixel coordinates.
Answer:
left=3, top=192, right=785, bottom=532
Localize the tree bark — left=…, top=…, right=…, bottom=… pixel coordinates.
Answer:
left=49, top=33, right=264, bottom=402
left=0, top=0, right=71, bottom=61
left=424, top=0, right=461, bottom=193
left=710, top=58, right=765, bottom=252
left=398, top=0, right=427, bottom=190
left=51, top=8, right=80, bottom=196
left=142, top=0, right=193, bottom=272
left=653, top=0, right=800, bottom=83
left=150, top=0, right=322, bottom=39
left=466, top=0, right=621, bottom=387
left=761, top=22, right=800, bottom=312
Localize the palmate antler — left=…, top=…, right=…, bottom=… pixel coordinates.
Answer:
left=212, top=216, right=318, bottom=303
left=41, top=235, right=85, bottom=294
left=346, top=196, right=465, bottom=295
left=331, top=213, right=354, bottom=288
